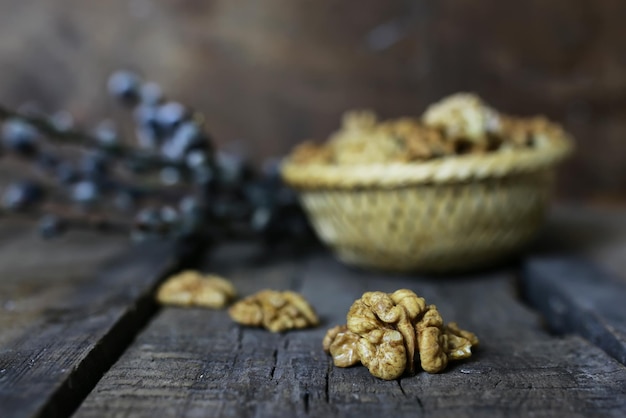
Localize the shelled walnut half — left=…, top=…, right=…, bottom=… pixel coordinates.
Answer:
left=323, top=289, right=478, bottom=380
left=156, top=270, right=236, bottom=309
left=228, top=289, right=319, bottom=332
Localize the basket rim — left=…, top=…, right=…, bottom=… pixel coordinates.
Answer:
left=281, top=136, right=573, bottom=189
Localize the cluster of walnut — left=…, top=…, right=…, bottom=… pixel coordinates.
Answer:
left=228, top=290, right=319, bottom=333
left=323, top=289, right=478, bottom=380
left=156, top=270, right=237, bottom=309
left=288, top=93, right=569, bottom=165
left=157, top=271, right=319, bottom=333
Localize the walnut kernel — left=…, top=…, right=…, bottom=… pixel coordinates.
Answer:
left=156, top=270, right=236, bottom=309
left=286, top=93, right=570, bottom=165
left=422, top=93, right=501, bottom=143
left=228, top=290, right=319, bottom=332
left=323, top=325, right=360, bottom=368
left=325, top=289, right=478, bottom=380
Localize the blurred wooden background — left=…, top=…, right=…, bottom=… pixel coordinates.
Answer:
left=0, top=0, right=625, bottom=203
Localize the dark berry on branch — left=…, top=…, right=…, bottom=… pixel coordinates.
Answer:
left=250, top=206, right=272, bottom=233
left=159, top=167, right=181, bottom=185
left=134, top=207, right=162, bottom=232
left=37, top=152, right=60, bottom=172
left=173, top=121, right=206, bottom=148
left=50, top=111, right=74, bottom=132
left=107, top=70, right=142, bottom=104
left=160, top=140, right=183, bottom=162
left=71, top=180, right=100, bottom=205
left=135, top=126, right=159, bottom=150
left=114, top=190, right=137, bottom=212
left=244, top=181, right=273, bottom=208
left=134, top=104, right=159, bottom=128
left=185, top=149, right=209, bottom=169
left=216, top=152, right=253, bottom=187
left=56, top=162, right=80, bottom=185
left=80, top=152, right=109, bottom=181
left=2, top=180, right=44, bottom=211
left=155, top=102, right=187, bottom=131
left=192, top=166, right=215, bottom=187
left=178, top=196, right=206, bottom=236
left=124, top=156, right=152, bottom=174
left=261, top=157, right=282, bottom=182
left=1, top=118, right=39, bottom=156
left=160, top=206, right=180, bottom=227
left=179, top=195, right=201, bottom=215
left=93, top=120, right=119, bottom=149
left=187, top=150, right=215, bottom=187
left=134, top=106, right=160, bottom=148
left=161, top=121, right=205, bottom=162
left=140, top=82, right=163, bottom=106
left=38, top=214, right=65, bottom=239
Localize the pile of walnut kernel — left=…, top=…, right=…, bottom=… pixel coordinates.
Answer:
left=289, top=93, right=569, bottom=165
left=157, top=271, right=319, bottom=333
left=157, top=274, right=478, bottom=380
left=323, top=289, right=478, bottom=380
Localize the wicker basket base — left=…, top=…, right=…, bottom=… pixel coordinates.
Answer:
left=299, top=171, right=553, bottom=273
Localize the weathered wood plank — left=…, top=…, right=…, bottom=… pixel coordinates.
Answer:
left=76, top=247, right=626, bottom=418
left=538, top=206, right=626, bottom=282
left=0, top=222, right=128, bottom=348
left=522, top=257, right=626, bottom=366
left=0, top=223, right=193, bottom=418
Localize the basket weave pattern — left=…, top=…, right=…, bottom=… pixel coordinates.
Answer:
left=283, top=140, right=571, bottom=273
left=300, top=171, right=552, bottom=272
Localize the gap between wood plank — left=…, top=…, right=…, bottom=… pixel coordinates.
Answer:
left=26, top=241, right=203, bottom=418
left=519, top=256, right=626, bottom=367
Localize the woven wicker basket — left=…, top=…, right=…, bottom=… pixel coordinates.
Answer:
left=281, top=139, right=572, bottom=273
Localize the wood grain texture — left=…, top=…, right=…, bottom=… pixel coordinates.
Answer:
left=76, top=246, right=626, bottom=418
left=538, top=205, right=626, bottom=282
left=0, top=223, right=189, bottom=418
left=522, top=257, right=626, bottom=366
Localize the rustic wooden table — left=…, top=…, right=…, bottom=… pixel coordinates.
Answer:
left=0, top=206, right=625, bottom=418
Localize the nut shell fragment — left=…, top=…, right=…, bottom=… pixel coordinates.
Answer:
left=229, top=290, right=319, bottom=332
left=156, top=270, right=236, bottom=309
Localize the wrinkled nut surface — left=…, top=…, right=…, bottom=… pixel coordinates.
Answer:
left=156, top=270, right=236, bottom=309
left=229, top=290, right=319, bottom=332
left=323, top=325, right=360, bottom=367
left=325, top=289, right=478, bottom=380
left=422, top=93, right=501, bottom=143
left=287, top=93, right=570, bottom=165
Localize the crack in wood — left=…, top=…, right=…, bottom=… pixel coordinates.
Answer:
left=302, top=392, right=310, bottom=413
left=415, top=394, right=424, bottom=412
left=397, top=380, right=408, bottom=398
left=10, top=238, right=205, bottom=417
left=34, top=243, right=200, bottom=418
left=269, top=349, right=278, bottom=380
left=235, top=326, right=243, bottom=352
left=324, top=362, right=331, bottom=404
